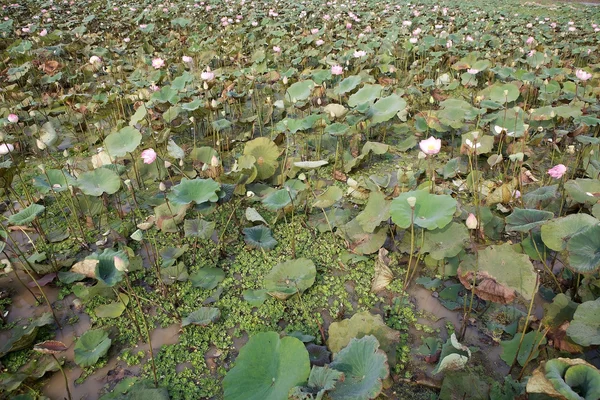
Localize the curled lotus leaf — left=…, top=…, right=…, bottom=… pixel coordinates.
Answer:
left=527, top=358, right=600, bottom=400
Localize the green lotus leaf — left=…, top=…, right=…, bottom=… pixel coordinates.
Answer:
left=7, top=204, right=45, bottom=225
left=243, top=137, right=280, bottom=180
left=522, top=185, right=558, bottom=208
left=167, top=138, right=185, bottom=160
left=422, top=222, right=470, bottom=260
left=488, top=83, right=520, bottom=103
left=368, top=94, right=407, bottom=125
left=181, top=307, right=220, bottom=327
left=245, top=207, right=268, bottom=225
left=567, top=298, right=600, bottom=346
left=433, top=333, right=471, bottom=374
left=329, top=336, right=389, bottom=400
left=94, top=294, right=128, bottom=319
left=39, top=121, right=58, bottom=148
left=182, top=98, right=203, bottom=111
left=527, top=358, right=600, bottom=400
left=160, top=262, right=188, bottom=285
left=566, top=224, right=600, bottom=274
left=167, top=178, right=220, bottom=205
left=355, top=191, right=390, bottom=233
left=262, top=188, right=296, bottom=211
left=505, top=208, right=554, bottom=232
left=154, top=202, right=190, bottom=233
left=223, top=332, right=310, bottom=400
left=390, top=190, right=457, bottom=230
left=290, top=366, right=343, bottom=400
left=458, top=243, right=537, bottom=303
left=160, top=245, right=189, bottom=268
left=33, top=169, right=74, bottom=194
left=212, top=119, right=232, bottom=132
left=264, top=258, right=316, bottom=300
left=541, top=214, right=599, bottom=251
left=183, top=218, right=216, bottom=239
left=95, top=255, right=124, bottom=287
left=313, top=186, right=343, bottom=209
left=0, top=313, right=53, bottom=358
left=189, top=268, right=225, bottom=290
left=243, top=289, right=268, bottom=307
left=74, top=329, right=112, bottom=367
left=293, top=160, right=328, bottom=169
left=335, top=75, right=362, bottom=95
left=328, top=311, right=400, bottom=366
left=500, top=331, right=546, bottom=367
left=460, top=132, right=494, bottom=155
left=151, top=85, right=180, bottom=104
left=348, top=84, right=383, bottom=107
left=286, top=80, right=315, bottom=102
left=76, top=168, right=120, bottom=196
left=344, top=141, right=389, bottom=173
left=324, top=123, right=350, bottom=136
left=243, top=225, right=278, bottom=250
left=565, top=179, right=600, bottom=204
left=104, top=126, right=142, bottom=157
left=543, top=293, right=578, bottom=329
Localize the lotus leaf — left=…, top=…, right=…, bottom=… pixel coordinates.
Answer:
left=167, top=178, right=220, bottom=205
left=433, top=333, right=471, bottom=374
left=348, top=84, right=383, bottom=107
left=264, top=258, right=316, bottom=300
left=565, top=179, right=600, bottom=204
left=566, top=298, right=600, bottom=346
left=335, top=75, right=362, bottom=95
left=286, top=80, right=315, bottom=102
left=183, top=218, right=216, bottom=239
left=458, top=243, right=537, bottom=303
left=505, top=208, right=554, bottom=232
left=104, top=126, right=142, bottom=157
left=566, top=224, right=600, bottom=274
left=527, top=358, right=600, bottom=400
left=313, top=186, right=343, bottom=209
left=0, top=313, right=53, bottom=358
left=422, top=222, right=469, bottom=260
left=290, top=366, right=343, bottom=400
left=182, top=307, right=220, bottom=327
left=368, top=94, right=407, bottom=125
left=33, top=169, right=74, bottom=194
left=243, top=137, right=280, bottom=180
left=541, top=214, right=599, bottom=252
left=390, top=190, right=457, bottom=230
left=262, top=188, right=296, bottom=211
left=74, top=329, right=112, bottom=367
left=189, top=268, right=225, bottom=290
left=7, top=204, right=45, bottom=225
left=223, top=332, right=310, bottom=400
left=355, top=191, right=390, bottom=233
left=243, top=225, right=278, bottom=250
left=76, top=168, right=120, bottom=196
left=94, top=294, right=129, bottom=319
left=329, top=336, right=389, bottom=400
left=500, top=331, right=546, bottom=367
left=95, top=254, right=124, bottom=287
left=242, top=289, right=268, bottom=306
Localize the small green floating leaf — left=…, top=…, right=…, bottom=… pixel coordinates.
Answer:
left=182, top=307, right=220, bottom=327
left=243, top=225, right=278, bottom=250
left=74, top=329, right=112, bottom=367
left=242, top=289, right=268, bottom=307
left=189, top=268, right=225, bottom=290
left=183, top=219, right=215, bottom=239
left=264, top=258, right=316, bottom=300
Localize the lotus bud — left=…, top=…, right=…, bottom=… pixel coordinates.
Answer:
left=566, top=145, right=575, bottom=154
left=36, top=139, right=47, bottom=150
left=317, top=98, right=322, bottom=105
left=406, top=196, right=417, bottom=208
left=466, top=213, right=478, bottom=229
left=179, top=159, right=184, bottom=167
left=211, top=99, right=218, bottom=108
left=282, top=76, right=288, bottom=84
left=203, top=81, right=208, bottom=90
left=37, top=164, right=46, bottom=174
left=159, top=182, right=166, bottom=191
left=124, top=179, right=132, bottom=188
left=347, top=177, right=358, bottom=188
left=211, top=155, right=219, bottom=167
left=471, top=131, right=479, bottom=140
left=164, top=160, right=172, bottom=168
left=114, top=256, right=128, bottom=272
left=63, top=149, right=69, bottom=157
left=298, top=173, right=306, bottom=181
left=246, top=190, right=255, bottom=198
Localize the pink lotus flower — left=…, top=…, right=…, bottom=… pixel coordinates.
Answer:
left=39, top=28, right=47, bottom=36
left=526, top=36, right=534, bottom=45
left=7, top=114, right=18, bottom=123
left=273, top=46, right=281, bottom=53
left=353, top=50, right=366, bottom=58
left=575, top=69, right=592, bottom=81
left=547, top=164, right=567, bottom=179
left=141, top=148, right=157, bottom=164
left=346, top=22, right=352, bottom=29
left=182, top=56, right=193, bottom=63
left=419, top=137, right=441, bottom=155
left=152, top=58, right=165, bottom=69
left=331, top=65, right=343, bottom=75
left=409, top=37, right=418, bottom=44
left=201, top=70, right=214, bottom=81
left=89, top=55, right=101, bottom=65
left=311, top=28, right=319, bottom=34
left=251, top=21, right=258, bottom=26
left=0, top=143, right=14, bottom=155
left=467, top=68, right=479, bottom=75
left=315, top=39, right=324, bottom=46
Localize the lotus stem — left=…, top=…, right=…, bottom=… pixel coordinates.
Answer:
left=51, top=354, right=72, bottom=400
left=508, top=273, right=539, bottom=375
left=404, top=208, right=415, bottom=290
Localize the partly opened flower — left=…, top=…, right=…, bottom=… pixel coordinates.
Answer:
left=466, top=213, right=478, bottom=229
left=575, top=69, right=592, bottom=81
left=331, top=65, right=343, bottom=75
left=548, top=164, right=567, bottom=179
left=141, top=148, right=157, bottom=164
left=7, top=114, right=18, bottom=123
left=419, top=137, right=441, bottom=155
left=182, top=55, right=193, bottom=63
left=152, top=58, right=165, bottom=69
left=273, top=46, right=281, bottom=53
left=201, top=70, right=215, bottom=81
left=353, top=50, right=366, bottom=58
left=0, top=143, right=15, bottom=155
left=89, top=55, right=102, bottom=65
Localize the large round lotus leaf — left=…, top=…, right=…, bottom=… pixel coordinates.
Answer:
left=488, top=83, right=520, bottom=103
left=33, top=169, right=74, bottom=194
left=329, top=336, right=389, bottom=400
left=243, top=225, right=278, bottom=250
left=355, top=191, right=390, bottom=233
left=243, top=137, right=280, bottom=180
left=335, top=75, right=362, bottom=95
left=505, top=208, right=554, bottom=232
left=541, top=214, right=599, bottom=251
left=262, top=188, right=296, bottom=211
left=181, top=307, right=220, bottom=327
left=565, top=179, right=600, bottom=205
left=390, top=190, right=457, bottom=230
left=223, top=332, right=310, bottom=400
left=264, top=258, right=316, bottom=300
left=566, top=298, right=600, bottom=346
left=348, top=84, right=383, bottom=107
left=189, top=268, right=225, bottom=290
left=7, top=204, right=45, bottom=225
left=422, top=222, right=469, bottom=260
left=500, top=331, right=547, bottom=367
left=523, top=185, right=558, bottom=208
left=76, top=168, right=120, bottom=196
left=286, top=80, right=314, bottom=102
left=527, top=358, right=600, bottom=400
left=74, top=329, right=112, bottom=367
left=167, top=178, right=220, bottom=205
left=104, top=126, right=142, bottom=157
left=183, top=218, right=216, bottom=239
left=325, top=122, right=350, bottom=136
left=95, top=255, right=124, bottom=287
left=313, top=186, right=343, bottom=208
left=457, top=243, right=537, bottom=304
left=566, top=224, right=600, bottom=274
left=368, top=94, right=407, bottom=125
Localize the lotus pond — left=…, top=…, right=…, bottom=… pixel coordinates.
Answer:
left=1, top=0, right=600, bottom=399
